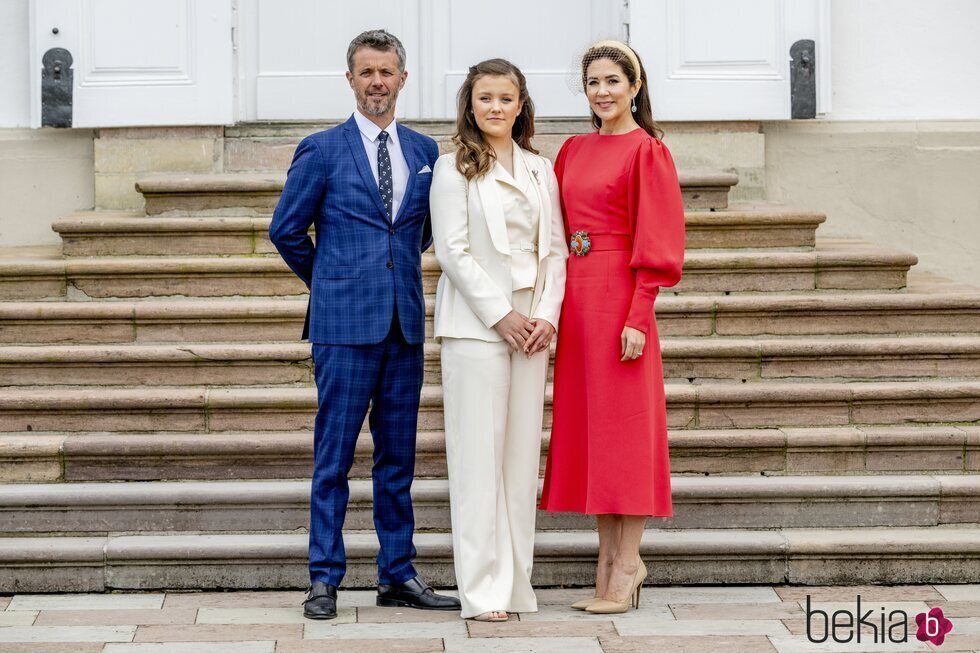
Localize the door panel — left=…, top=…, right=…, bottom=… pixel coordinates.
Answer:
left=631, top=0, right=826, bottom=120
left=31, top=0, right=233, bottom=127
left=252, top=0, right=421, bottom=120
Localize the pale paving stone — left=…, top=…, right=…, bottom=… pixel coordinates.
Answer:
left=357, top=606, right=462, bottom=622
left=35, top=609, right=198, bottom=626
left=923, top=635, right=980, bottom=651
left=938, top=617, right=980, bottom=634
left=304, top=621, right=467, bottom=639
left=935, top=585, right=980, bottom=601
left=644, top=586, right=782, bottom=604
left=517, top=604, right=673, bottom=622
left=337, top=590, right=401, bottom=608
left=104, top=643, right=275, bottom=653
left=164, top=591, right=306, bottom=608
left=671, top=601, right=804, bottom=620
left=776, top=586, right=946, bottom=603
left=134, top=623, right=301, bottom=642
left=599, top=635, right=778, bottom=653
left=613, top=617, right=790, bottom=636
left=8, top=593, right=165, bottom=611
left=467, top=620, right=617, bottom=638
left=275, top=639, right=447, bottom=653
left=0, top=597, right=9, bottom=609
left=0, top=625, right=136, bottom=642
left=196, top=607, right=353, bottom=625
left=535, top=589, right=606, bottom=606
left=766, top=634, right=930, bottom=652
left=0, top=644, right=103, bottom=653
left=0, top=611, right=37, bottom=626
left=927, top=601, right=980, bottom=616
left=443, top=637, right=603, bottom=653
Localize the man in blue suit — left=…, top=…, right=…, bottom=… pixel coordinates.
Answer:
left=270, top=29, right=460, bottom=620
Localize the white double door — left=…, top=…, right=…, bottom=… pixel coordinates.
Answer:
left=29, top=0, right=826, bottom=126
left=241, top=0, right=626, bottom=120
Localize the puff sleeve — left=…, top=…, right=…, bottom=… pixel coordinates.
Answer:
left=624, top=138, right=686, bottom=334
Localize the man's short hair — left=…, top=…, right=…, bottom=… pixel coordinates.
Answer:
left=347, top=29, right=406, bottom=72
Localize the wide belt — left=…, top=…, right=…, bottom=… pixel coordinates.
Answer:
left=569, top=231, right=632, bottom=256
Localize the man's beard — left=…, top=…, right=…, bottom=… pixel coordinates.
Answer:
left=358, top=87, right=399, bottom=117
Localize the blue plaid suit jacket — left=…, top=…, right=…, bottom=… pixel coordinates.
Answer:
left=270, top=115, right=438, bottom=345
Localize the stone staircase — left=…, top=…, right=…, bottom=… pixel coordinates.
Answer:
left=1, top=158, right=979, bottom=594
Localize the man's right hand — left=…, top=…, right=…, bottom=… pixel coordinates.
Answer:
left=493, top=310, right=535, bottom=352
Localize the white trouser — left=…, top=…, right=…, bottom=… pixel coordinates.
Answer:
left=440, top=288, right=549, bottom=618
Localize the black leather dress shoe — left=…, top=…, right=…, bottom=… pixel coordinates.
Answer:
left=303, top=581, right=338, bottom=620
left=377, top=576, right=461, bottom=610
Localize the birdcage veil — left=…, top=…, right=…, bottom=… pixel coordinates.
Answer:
left=566, top=38, right=643, bottom=95
left=566, top=38, right=664, bottom=139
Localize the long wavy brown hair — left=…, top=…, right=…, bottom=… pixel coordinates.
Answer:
left=453, top=59, right=538, bottom=181
left=581, top=45, right=663, bottom=140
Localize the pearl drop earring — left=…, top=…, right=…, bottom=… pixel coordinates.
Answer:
left=631, top=96, right=637, bottom=113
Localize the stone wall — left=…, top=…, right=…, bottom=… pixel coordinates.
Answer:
left=95, top=127, right=224, bottom=210
left=0, top=129, right=94, bottom=247
left=764, top=120, right=980, bottom=285
left=92, top=119, right=766, bottom=211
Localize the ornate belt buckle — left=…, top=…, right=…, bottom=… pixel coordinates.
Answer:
left=570, top=230, right=591, bottom=256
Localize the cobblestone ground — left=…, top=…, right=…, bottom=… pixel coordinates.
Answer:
left=0, top=585, right=977, bottom=652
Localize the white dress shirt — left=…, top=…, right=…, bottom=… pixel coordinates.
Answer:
left=353, top=109, right=410, bottom=221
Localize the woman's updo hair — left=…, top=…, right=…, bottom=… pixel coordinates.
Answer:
left=580, top=42, right=663, bottom=139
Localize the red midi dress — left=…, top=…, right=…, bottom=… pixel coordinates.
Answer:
left=539, top=128, right=685, bottom=516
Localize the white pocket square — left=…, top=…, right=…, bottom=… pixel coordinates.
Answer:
left=418, top=165, right=432, bottom=174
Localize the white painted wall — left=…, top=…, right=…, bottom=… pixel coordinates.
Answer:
left=0, top=0, right=30, bottom=128
left=826, top=0, right=980, bottom=120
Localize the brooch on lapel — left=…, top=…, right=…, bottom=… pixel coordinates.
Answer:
left=531, top=169, right=541, bottom=185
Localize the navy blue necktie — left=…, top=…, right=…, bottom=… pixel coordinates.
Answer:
left=378, top=130, right=393, bottom=219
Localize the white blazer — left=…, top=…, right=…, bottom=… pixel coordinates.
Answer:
left=429, top=145, right=568, bottom=342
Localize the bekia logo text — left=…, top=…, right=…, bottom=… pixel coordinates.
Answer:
left=806, top=595, right=954, bottom=645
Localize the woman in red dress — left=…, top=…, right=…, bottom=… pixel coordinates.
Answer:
left=539, top=40, right=685, bottom=614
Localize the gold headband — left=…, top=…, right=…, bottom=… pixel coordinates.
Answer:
left=588, top=40, right=642, bottom=79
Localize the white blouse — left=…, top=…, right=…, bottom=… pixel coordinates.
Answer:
left=492, top=148, right=541, bottom=291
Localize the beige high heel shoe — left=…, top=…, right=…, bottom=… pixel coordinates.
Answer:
left=585, top=561, right=647, bottom=614
left=570, top=596, right=600, bottom=610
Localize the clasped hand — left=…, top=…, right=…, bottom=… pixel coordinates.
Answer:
left=493, top=310, right=555, bottom=357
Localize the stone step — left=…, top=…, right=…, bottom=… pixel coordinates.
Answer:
left=425, top=241, right=919, bottom=294
left=7, top=424, right=975, bottom=484
left=3, top=286, right=979, bottom=344
left=4, top=335, right=980, bottom=387
left=54, top=213, right=281, bottom=257
left=52, top=206, right=827, bottom=256
left=0, top=343, right=314, bottom=387
left=2, top=475, right=977, bottom=535
left=0, top=240, right=914, bottom=300
left=135, top=170, right=740, bottom=215
left=3, top=526, right=979, bottom=591
left=1, top=380, right=978, bottom=434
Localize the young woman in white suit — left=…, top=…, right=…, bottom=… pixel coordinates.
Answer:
left=429, top=59, right=568, bottom=622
